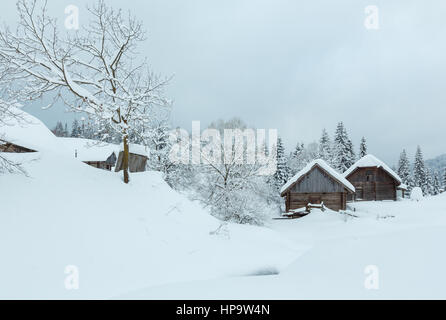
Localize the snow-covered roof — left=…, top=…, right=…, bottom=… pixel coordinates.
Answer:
left=0, top=108, right=146, bottom=161
left=57, top=137, right=120, bottom=162
left=343, top=154, right=402, bottom=185
left=0, top=107, right=57, bottom=152
left=280, top=159, right=355, bottom=196
left=124, top=143, right=149, bottom=157
left=397, top=183, right=408, bottom=190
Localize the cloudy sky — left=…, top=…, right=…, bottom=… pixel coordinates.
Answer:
left=2, top=0, right=446, bottom=165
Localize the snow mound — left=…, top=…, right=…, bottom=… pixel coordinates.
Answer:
left=0, top=152, right=299, bottom=299
left=410, top=187, right=424, bottom=201
left=57, top=137, right=120, bottom=161
left=0, top=107, right=57, bottom=152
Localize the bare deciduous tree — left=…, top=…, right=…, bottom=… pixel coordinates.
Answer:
left=190, top=118, right=275, bottom=225
left=0, top=0, right=170, bottom=183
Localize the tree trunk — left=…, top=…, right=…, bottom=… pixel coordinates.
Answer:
left=123, top=133, right=130, bottom=184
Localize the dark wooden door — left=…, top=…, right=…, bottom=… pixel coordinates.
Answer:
left=309, top=196, right=322, bottom=204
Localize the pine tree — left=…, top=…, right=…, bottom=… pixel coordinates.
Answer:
left=413, top=145, right=428, bottom=195
left=397, top=149, right=413, bottom=192
left=432, top=173, right=441, bottom=196
left=425, top=168, right=434, bottom=196
left=359, top=137, right=367, bottom=159
left=71, top=119, right=81, bottom=137
left=318, top=129, right=332, bottom=164
left=292, top=142, right=304, bottom=158
left=443, top=168, right=446, bottom=192
left=273, top=136, right=291, bottom=191
left=83, top=120, right=96, bottom=139
left=333, top=122, right=354, bottom=172
left=52, top=121, right=64, bottom=137
left=79, top=119, right=86, bottom=138
left=63, top=123, right=69, bottom=137
left=289, top=142, right=307, bottom=173
left=346, top=138, right=355, bottom=169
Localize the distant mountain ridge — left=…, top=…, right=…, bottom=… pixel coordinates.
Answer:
left=426, top=153, right=446, bottom=174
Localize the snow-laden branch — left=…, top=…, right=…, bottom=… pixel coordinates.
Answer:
left=0, top=0, right=171, bottom=182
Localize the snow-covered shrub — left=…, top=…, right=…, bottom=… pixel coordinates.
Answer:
left=191, top=160, right=273, bottom=226
left=186, top=118, right=276, bottom=226
left=410, top=187, right=423, bottom=201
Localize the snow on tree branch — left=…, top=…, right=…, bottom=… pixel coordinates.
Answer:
left=0, top=0, right=171, bottom=183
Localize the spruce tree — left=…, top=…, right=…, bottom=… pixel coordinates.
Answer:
left=71, top=119, right=81, bottom=137
left=333, top=122, right=354, bottom=172
left=359, top=137, right=367, bottom=159
left=425, top=168, right=434, bottom=196
left=397, top=149, right=413, bottom=192
left=318, top=129, right=332, bottom=164
left=413, top=146, right=428, bottom=195
left=63, top=123, right=69, bottom=137
left=289, top=142, right=307, bottom=172
left=443, top=168, right=446, bottom=192
left=292, top=142, right=304, bottom=158
left=52, top=121, right=64, bottom=137
left=346, top=138, right=355, bottom=169
left=273, top=136, right=291, bottom=191
left=432, top=173, right=441, bottom=195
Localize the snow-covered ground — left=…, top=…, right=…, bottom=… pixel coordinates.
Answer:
left=120, top=196, right=446, bottom=299
left=0, top=151, right=300, bottom=299
left=2, top=110, right=446, bottom=299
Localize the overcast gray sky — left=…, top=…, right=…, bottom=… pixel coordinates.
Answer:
left=2, top=0, right=446, bottom=165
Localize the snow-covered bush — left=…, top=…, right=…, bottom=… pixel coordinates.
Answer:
left=410, top=187, right=424, bottom=201
left=186, top=118, right=276, bottom=226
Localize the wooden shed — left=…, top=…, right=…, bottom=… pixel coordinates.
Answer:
left=115, top=151, right=148, bottom=173
left=397, top=183, right=408, bottom=199
left=280, top=159, right=355, bottom=212
left=0, top=140, right=36, bottom=153
left=343, top=154, right=402, bottom=201
left=83, top=152, right=117, bottom=171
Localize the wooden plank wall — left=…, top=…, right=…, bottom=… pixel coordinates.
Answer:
left=346, top=167, right=397, bottom=201
left=0, top=143, right=36, bottom=153
left=291, top=167, right=346, bottom=193
left=115, top=151, right=148, bottom=173
left=287, top=192, right=346, bottom=212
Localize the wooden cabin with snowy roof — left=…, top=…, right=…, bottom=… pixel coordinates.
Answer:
left=280, top=159, right=355, bottom=212
left=114, top=144, right=148, bottom=173
left=0, top=108, right=56, bottom=153
left=0, top=139, right=36, bottom=153
left=343, top=154, right=402, bottom=201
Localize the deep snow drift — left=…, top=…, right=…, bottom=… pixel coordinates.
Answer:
left=0, top=152, right=299, bottom=299
left=122, top=196, right=446, bottom=299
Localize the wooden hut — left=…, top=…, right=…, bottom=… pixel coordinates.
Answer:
left=115, top=151, right=148, bottom=173
left=0, top=108, right=56, bottom=153
left=343, top=154, right=402, bottom=201
left=0, top=140, right=36, bottom=153
left=83, top=152, right=117, bottom=171
left=280, top=159, right=355, bottom=212
left=397, top=183, right=408, bottom=199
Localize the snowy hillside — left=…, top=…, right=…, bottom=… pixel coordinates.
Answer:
left=0, top=151, right=299, bottom=299
left=2, top=112, right=446, bottom=299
